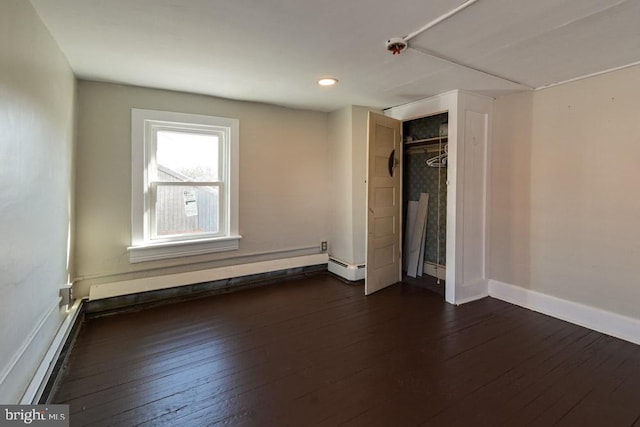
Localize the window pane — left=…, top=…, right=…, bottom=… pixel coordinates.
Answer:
left=156, top=131, right=219, bottom=181
left=154, top=185, right=219, bottom=237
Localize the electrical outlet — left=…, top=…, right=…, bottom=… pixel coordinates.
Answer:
left=321, top=241, right=327, bottom=252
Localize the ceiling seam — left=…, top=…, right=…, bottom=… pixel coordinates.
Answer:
left=535, top=61, right=640, bottom=91
left=409, top=46, right=534, bottom=90
left=471, top=0, right=631, bottom=56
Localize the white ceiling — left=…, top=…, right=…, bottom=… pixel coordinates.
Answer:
left=30, top=0, right=640, bottom=112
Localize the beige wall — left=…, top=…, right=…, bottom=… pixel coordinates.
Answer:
left=490, top=92, right=533, bottom=287
left=350, top=107, right=369, bottom=265
left=327, top=106, right=374, bottom=266
left=0, top=0, right=76, bottom=402
left=74, top=81, right=329, bottom=296
left=328, top=107, right=354, bottom=262
left=491, top=65, right=640, bottom=319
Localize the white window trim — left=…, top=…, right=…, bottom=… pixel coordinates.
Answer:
left=129, top=109, right=241, bottom=263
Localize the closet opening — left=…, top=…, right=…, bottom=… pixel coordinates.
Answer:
left=402, top=111, right=448, bottom=298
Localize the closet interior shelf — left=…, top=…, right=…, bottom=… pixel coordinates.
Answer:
left=404, top=136, right=448, bottom=154
left=403, top=136, right=448, bottom=146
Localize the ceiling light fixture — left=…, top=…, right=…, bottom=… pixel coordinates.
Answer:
left=318, top=78, right=338, bottom=86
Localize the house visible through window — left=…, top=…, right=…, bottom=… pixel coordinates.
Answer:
left=129, top=109, right=240, bottom=263
left=153, top=130, right=221, bottom=238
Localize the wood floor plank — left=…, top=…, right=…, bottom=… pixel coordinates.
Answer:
left=52, top=274, right=640, bottom=426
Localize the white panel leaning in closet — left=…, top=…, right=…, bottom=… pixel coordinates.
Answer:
left=405, top=193, right=429, bottom=277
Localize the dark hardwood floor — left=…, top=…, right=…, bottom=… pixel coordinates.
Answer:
left=53, top=274, right=640, bottom=426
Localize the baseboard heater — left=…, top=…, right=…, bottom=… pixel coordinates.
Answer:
left=328, top=257, right=365, bottom=281
left=21, top=298, right=85, bottom=404
left=87, top=255, right=329, bottom=314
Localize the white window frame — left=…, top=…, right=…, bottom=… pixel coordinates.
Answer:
left=128, top=109, right=240, bottom=263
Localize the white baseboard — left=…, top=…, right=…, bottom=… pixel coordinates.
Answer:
left=488, top=279, right=640, bottom=345
left=328, top=257, right=365, bottom=281
left=0, top=298, right=66, bottom=403
left=452, top=278, right=489, bottom=305
left=89, top=253, right=329, bottom=300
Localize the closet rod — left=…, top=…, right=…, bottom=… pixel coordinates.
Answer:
left=405, top=146, right=443, bottom=155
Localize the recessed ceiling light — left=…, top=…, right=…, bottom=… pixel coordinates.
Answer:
left=318, top=78, right=338, bottom=86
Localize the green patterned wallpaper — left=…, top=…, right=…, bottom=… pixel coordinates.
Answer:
left=403, top=112, right=448, bottom=141
left=403, top=113, right=448, bottom=266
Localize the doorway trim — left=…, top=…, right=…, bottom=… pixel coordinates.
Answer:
left=384, top=90, right=492, bottom=304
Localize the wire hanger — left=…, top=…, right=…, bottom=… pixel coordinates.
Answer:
left=426, top=143, right=448, bottom=168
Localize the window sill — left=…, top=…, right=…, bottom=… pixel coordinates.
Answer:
left=128, top=235, right=242, bottom=263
